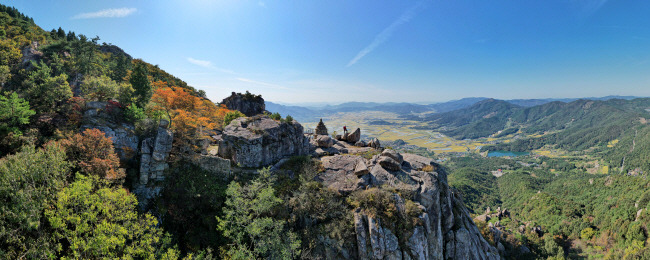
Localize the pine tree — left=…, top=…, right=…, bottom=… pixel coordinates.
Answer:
left=56, top=27, right=65, bottom=39
left=0, top=92, right=35, bottom=134
left=66, top=31, right=76, bottom=41
left=130, top=62, right=151, bottom=108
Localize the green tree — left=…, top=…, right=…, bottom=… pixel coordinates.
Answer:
left=0, top=38, right=21, bottom=66
left=0, top=92, right=35, bottom=134
left=117, top=82, right=135, bottom=105
left=71, top=35, right=101, bottom=75
left=223, top=110, right=244, bottom=127
left=130, top=61, right=151, bottom=108
left=111, top=53, right=131, bottom=82
left=48, top=52, right=65, bottom=76
left=270, top=112, right=281, bottom=120
left=0, top=144, right=71, bottom=259
left=66, top=31, right=76, bottom=41
left=56, top=27, right=65, bottom=39
left=124, top=103, right=146, bottom=123
left=0, top=65, right=10, bottom=86
left=23, top=62, right=72, bottom=113
left=45, top=174, right=179, bottom=259
left=217, top=168, right=301, bottom=259
left=80, top=74, right=119, bottom=101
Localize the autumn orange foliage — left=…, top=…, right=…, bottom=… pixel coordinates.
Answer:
left=150, top=81, right=232, bottom=139
left=59, top=128, right=125, bottom=180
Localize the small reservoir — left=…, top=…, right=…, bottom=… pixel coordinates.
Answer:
left=487, top=151, right=529, bottom=157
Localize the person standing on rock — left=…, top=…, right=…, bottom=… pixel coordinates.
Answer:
left=343, top=126, right=347, bottom=135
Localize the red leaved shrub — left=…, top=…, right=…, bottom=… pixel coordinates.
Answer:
left=59, top=128, right=125, bottom=180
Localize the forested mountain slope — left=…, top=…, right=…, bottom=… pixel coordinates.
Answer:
left=0, top=4, right=502, bottom=260
left=442, top=155, right=650, bottom=259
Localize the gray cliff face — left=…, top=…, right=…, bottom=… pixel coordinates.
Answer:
left=218, top=116, right=309, bottom=168
left=139, top=122, right=173, bottom=185
left=318, top=151, right=501, bottom=260
left=221, top=91, right=265, bottom=116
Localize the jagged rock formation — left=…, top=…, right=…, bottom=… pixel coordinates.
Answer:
left=315, top=119, right=328, bottom=135
left=221, top=91, right=265, bottom=116
left=316, top=150, right=500, bottom=259
left=311, top=134, right=375, bottom=157
left=217, top=116, right=309, bottom=167
left=139, top=120, right=173, bottom=185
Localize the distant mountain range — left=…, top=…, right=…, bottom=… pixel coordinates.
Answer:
left=266, top=95, right=643, bottom=123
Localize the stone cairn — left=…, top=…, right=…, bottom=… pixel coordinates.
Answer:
left=315, top=118, right=328, bottom=135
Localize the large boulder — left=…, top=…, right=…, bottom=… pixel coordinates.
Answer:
left=218, top=116, right=309, bottom=168
left=402, top=153, right=438, bottom=171
left=314, top=135, right=334, bottom=148
left=221, top=91, right=265, bottom=116
left=378, top=156, right=401, bottom=171
left=354, top=159, right=370, bottom=176
left=381, top=149, right=403, bottom=164
left=346, top=128, right=361, bottom=143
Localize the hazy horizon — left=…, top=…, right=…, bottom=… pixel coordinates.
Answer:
left=7, top=0, right=650, bottom=103
left=269, top=94, right=647, bottom=107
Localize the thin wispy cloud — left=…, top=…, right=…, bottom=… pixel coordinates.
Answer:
left=71, top=8, right=137, bottom=19
left=187, top=57, right=236, bottom=74
left=237, top=78, right=288, bottom=90
left=578, top=0, right=608, bottom=15
left=346, top=1, right=426, bottom=67
left=187, top=57, right=213, bottom=68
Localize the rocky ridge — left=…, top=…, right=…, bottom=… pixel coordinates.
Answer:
left=315, top=148, right=500, bottom=259
left=80, top=94, right=500, bottom=259
left=307, top=120, right=500, bottom=260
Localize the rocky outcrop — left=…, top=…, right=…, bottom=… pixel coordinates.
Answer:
left=218, top=116, right=309, bottom=168
left=81, top=101, right=139, bottom=162
left=221, top=91, right=265, bottom=116
left=315, top=118, right=328, bottom=135
left=317, top=151, right=500, bottom=259
left=368, top=138, right=381, bottom=149
left=22, top=41, right=43, bottom=66
left=317, top=154, right=370, bottom=193
left=139, top=121, right=173, bottom=185
left=474, top=207, right=510, bottom=225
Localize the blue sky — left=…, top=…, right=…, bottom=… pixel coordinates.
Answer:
left=5, top=0, right=650, bottom=104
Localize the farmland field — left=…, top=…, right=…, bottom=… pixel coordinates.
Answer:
left=302, top=111, right=496, bottom=153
